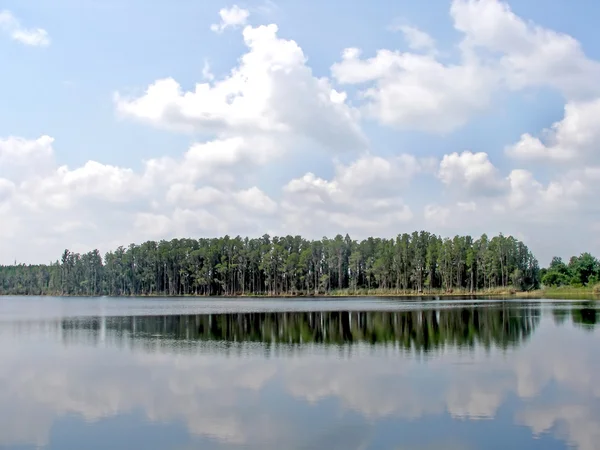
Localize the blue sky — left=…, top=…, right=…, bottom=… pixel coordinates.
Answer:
left=1, top=0, right=600, bottom=264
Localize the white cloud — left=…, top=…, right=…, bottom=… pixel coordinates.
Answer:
left=201, top=59, right=215, bottom=81
left=115, top=23, right=366, bottom=154
left=450, top=0, right=600, bottom=99
left=133, top=209, right=225, bottom=239
left=4, top=1, right=600, bottom=264
left=210, top=5, right=250, bottom=33
left=504, top=169, right=541, bottom=211
left=0, top=135, right=54, bottom=166
left=438, top=151, right=506, bottom=195
left=331, top=0, right=600, bottom=134
left=0, top=179, right=15, bottom=202
left=457, top=201, right=477, bottom=212
left=281, top=154, right=423, bottom=236
left=422, top=139, right=600, bottom=262
left=144, top=185, right=277, bottom=238
left=0, top=10, right=50, bottom=47
left=395, top=24, right=437, bottom=53
left=234, top=186, right=277, bottom=214
left=500, top=167, right=592, bottom=216
left=166, top=184, right=228, bottom=207
left=331, top=47, right=497, bottom=133
left=506, top=98, right=600, bottom=163
left=0, top=135, right=279, bottom=263
left=424, top=204, right=451, bottom=226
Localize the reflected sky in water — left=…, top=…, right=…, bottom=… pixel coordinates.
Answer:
left=0, top=297, right=599, bottom=450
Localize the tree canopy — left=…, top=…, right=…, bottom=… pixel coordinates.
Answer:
left=0, top=231, right=540, bottom=296
left=540, top=253, right=600, bottom=288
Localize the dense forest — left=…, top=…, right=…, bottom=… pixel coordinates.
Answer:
left=0, top=232, right=542, bottom=296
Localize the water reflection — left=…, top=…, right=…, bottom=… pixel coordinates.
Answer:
left=57, top=306, right=542, bottom=353
left=0, top=300, right=599, bottom=450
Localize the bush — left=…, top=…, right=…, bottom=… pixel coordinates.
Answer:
left=542, top=271, right=569, bottom=287
left=593, top=284, right=600, bottom=295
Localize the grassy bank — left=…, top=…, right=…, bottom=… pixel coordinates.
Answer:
left=323, top=287, right=518, bottom=297
left=283, top=285, right=600, bottom=299
left=513, top=285, right=600, bottom=300
left=3, top=285, right=598, bottom=300
left=206, top=287, right=599, bottom=300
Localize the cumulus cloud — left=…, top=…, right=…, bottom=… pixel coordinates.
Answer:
left=424, top=204, right=451, bottom=226
left=0, top=135, right=279, bottom=263
left=331, top=47, right=497, bottom=133
left=210, top=5, right=250, bottom=33
left=115, top=23, right=366, bottom=153
left=438, top=151, right=507, bottom=195
left=393, top=24, right=437, bottom=53
left=280, top=154, right=428, bottom=236
left=142, top=135, right=280, bottom=187
left=450, top=0, right=600, bottom=99
left=331, top=0, right=600, bottom=134
left=0, top=135, right=54, bottom=164
left=428, top=142, right=600, bottom=261
left=506, top=98, right=600, bottom=163
left=0, top=10, right=50, bottom=46
left=4, top=0, right=600, bottom=264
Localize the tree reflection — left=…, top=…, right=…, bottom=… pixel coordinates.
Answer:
left=60, top=305, right=541, bottom=353
left=571, top=303, right=598, bottom=331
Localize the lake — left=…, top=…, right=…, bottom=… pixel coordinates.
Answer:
left=0, top=296, right=599, bottom=450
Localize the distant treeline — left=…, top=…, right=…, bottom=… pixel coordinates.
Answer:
left=0, top=232, right=541, bottom=296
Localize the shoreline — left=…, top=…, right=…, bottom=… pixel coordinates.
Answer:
left=1, top=287, right=598, bottom=300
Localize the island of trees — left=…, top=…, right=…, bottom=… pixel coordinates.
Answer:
left=0, top=231, right=551, bottom=296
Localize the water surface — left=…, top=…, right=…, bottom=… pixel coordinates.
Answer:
left=1, top=296, right=599, bottom=450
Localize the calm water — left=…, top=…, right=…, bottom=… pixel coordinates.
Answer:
left=1, top=297, right=599, bottom=450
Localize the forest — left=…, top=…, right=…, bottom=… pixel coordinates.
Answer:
left=0, top=231, right=544, bottom=296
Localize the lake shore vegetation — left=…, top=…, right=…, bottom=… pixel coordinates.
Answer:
left=0, top=232, right=542, bottom=296
left=0, top=232, right=598, bottom=298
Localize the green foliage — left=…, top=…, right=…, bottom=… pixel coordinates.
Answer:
left=542, top=253, right=600, bottom=288
left=0, top=231, right=540, bottom=296
left=541, top=271, right=570, bottom=287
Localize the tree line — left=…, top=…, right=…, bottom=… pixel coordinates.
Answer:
left=0, top=231, right=541, bottom=296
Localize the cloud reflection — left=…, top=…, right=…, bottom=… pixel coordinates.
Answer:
left=0, top=304, right=597, bottom=449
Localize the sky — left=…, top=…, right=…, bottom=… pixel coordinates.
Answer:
left=1, top=0, right=599, bottom=265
